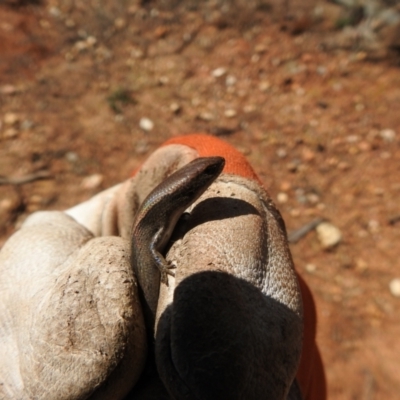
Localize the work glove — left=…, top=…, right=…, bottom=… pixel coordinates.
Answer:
left=0, top=134, right=325, bottom=400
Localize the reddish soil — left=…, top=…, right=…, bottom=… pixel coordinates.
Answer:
left=1, top=1, right=399, bottom=399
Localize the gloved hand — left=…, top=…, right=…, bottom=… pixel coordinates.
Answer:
left=0, top=134, right=325, bottom=400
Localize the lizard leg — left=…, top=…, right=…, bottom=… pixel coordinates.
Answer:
left=152, top=249, right=176, bottom=285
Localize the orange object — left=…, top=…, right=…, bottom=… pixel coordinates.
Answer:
left=163, top=134, right=262, bottom=184
left=150, top=133, right=326, bottom=400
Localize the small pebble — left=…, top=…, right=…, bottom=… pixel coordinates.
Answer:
left=4, top=112, right=19, bottom=125
left=316, top=65, right=327, bottom=76
left=277, top=192, right=289, bottom=204
left=338, top=161, right=350, bottom=170
left=368, top=219, right=380, bottom=233
left=380, top=129, right=396, bottom=143
left=355, top=258, right=368, bottom=272
left=286, top=161, right=300, bottom=172
left=301, top=147, right=316, bottom=162
left=389, top=278, right=400, bottom=298
left=276, top=148, right=287, bottom=158
left=39, top=19, right=51, bottom=29
left=65, top=151, right=79, bottom=163
left=254, top=43, right=268, bottom=53
left=75, top=40, right=88, bottom=51
left=359, top=140, right=371, bottom=151
left=380, top=151, right=391, bottom=159
left=327, top=157, right=338, bottom=166
left=169, top=102, right=181, bottom=114
left=225, top=75, right=237, bottom=86
left=0, top=198, right=15, bottom=212
left=0, top=85, right=17, bottom=95
left=21, top=120, right=33, bottom=130
left=198, top=111, right=214, bottom=121
left=355, top=103, right=365, bottom=111
left=307, top=193, right=320, bottom=205
left=114, top=18, right=126, bottom=29
left=280, top=181, right=291, bottom=191
left=305, top=263, right=317, bottom=273
left=211, top=67, right=227, bottom=78
left=346, top=135, right=359, bottom=143
left=271, top=58, right=280, bottom=66
left=224, top=109, right=237, bottom=118
left=295, top=188, right=307, bottom=204
left=3, top=128, right=18, bottom=138
left=49, top=6, right=61, bottom=17
left=243, top=103, right=256, bottom=112
left=130, top=47, right=144, bottom=59
left=65, top=19, right=75, bottom=28
left=258, top=81, right=271, bottom=91
left=316, top=222, right=342, bottom=249
left=139, top=117, right=154, bottom=131
left=86, top=36, right=97, bottom=47
left=373, top=187, right=384, bottom=196
left=357, top=229, right=368, bottom=238
left=81, top=174, right=103, bottom=190
left=159, top=76, right=169, bottom=85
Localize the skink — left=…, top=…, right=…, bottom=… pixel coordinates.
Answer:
left=131, top=156, right=225, bottom=322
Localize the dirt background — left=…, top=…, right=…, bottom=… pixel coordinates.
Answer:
left=0, top=0, right=399, bottom=399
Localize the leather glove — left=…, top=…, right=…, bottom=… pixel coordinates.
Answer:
left=0, top=134, right=325, bottom=400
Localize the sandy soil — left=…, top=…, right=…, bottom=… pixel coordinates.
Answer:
left=1, top=1, right=399, bottom=399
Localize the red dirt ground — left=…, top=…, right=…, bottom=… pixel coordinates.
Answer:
left=1, top=1, right=399, bottom=399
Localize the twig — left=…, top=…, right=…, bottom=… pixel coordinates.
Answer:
left=288, top=217, right=324, bottom=243
left=388, top=214, right=400, bottom=226
left=0, top=171, right=52, bottom=186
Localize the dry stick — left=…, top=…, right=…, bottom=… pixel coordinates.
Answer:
left=287, top=217, right=324, bottom=244
left=0, top=171, right=52, bottom=186
left=388, top=214, right=400, bottom=225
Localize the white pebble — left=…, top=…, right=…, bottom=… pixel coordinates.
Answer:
left=0, top=198, right=14, bottom=211
left=211, top=67, right=227, bottom=78
left=290, top=209, right=300, bottom=217
left=224, top=109, right=237, bottom=118
left=139, top=117, right=154, bottom=131
left=305, top=264, right=317, bottom=273
left=0, top=85, right=17, bottom=95
left=130, top=47, right=144, bottom=59
left=380, top=129, right=396, bottom=143
left=86, top=36, right=97, bottom=47
left=346, top=135, right=359, bottom=143
left=81, top=174, right=103, bottom=190
left=258, top=81, right=271, bottom=91
left=65, top=151, right=79, bottom=163
left=276, top=148, right=287, bottom=158
left=169, top=102, right=181, bottom=113
left=49, top=6, right=61, bottom=17
left=277, top=192, right=288, bottom=204
left=316, top=222, right=342, bottom=249
left=4, top=112, right=19, bottom=125
left=198, top=111, right=214, bottom=121
left=368, top=219, right=380, bottom=233
left=225, top=75, right=237, bottom=86
left=307, top=193, right=320, bottom=205
left=389, top=278, right=400, bottom=298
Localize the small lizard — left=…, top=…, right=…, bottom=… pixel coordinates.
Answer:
left=131, top=156, right=225, bottom=319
